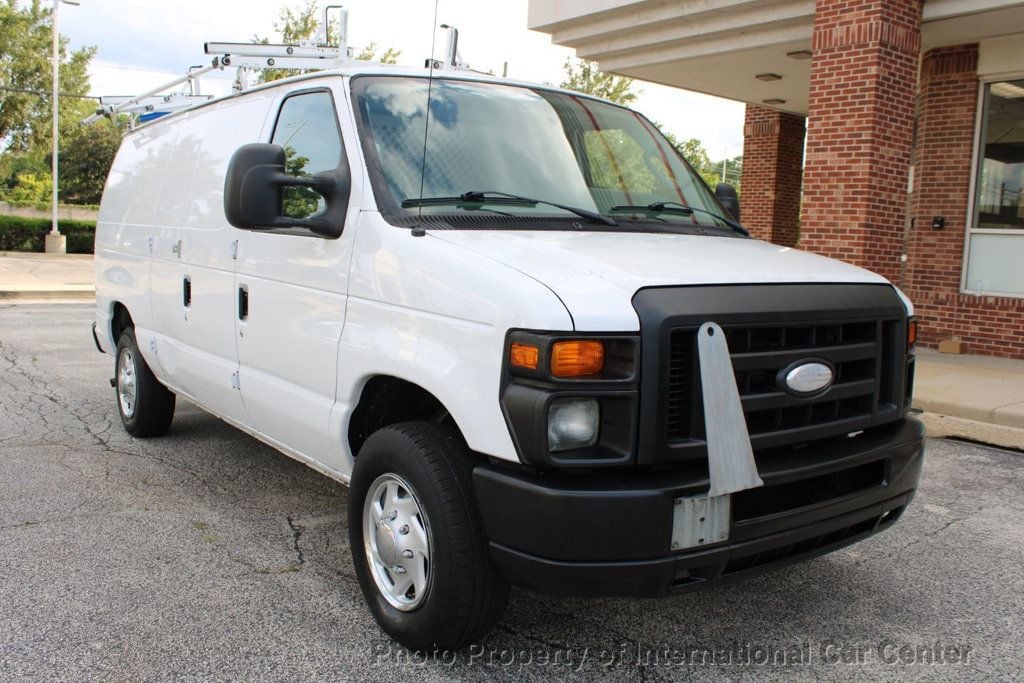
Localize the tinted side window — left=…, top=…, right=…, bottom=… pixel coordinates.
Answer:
left=271, top=91, right=343, bottom=220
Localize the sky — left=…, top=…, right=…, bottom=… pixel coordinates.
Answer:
left=60, top=0, right=745, bottom=160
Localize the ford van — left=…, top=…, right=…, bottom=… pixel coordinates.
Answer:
left=93, top=66, right=924, bottom=651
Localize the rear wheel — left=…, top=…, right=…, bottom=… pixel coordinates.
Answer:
left=115, top=328, right=175, bottom=437
left=348, top=422, right=508, bottom=651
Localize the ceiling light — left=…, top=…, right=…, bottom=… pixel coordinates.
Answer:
left=990, top=82, right=1024, bottom=99
left=756, top=73, right=782, bottom=81
left=787, top=50, right=813, bottom=60
left=762, top=98, right=787, bottom=105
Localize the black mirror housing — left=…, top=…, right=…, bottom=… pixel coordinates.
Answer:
left=223, top=143, right=348, bottom=238
left=715, top=183, right=741, bottom=223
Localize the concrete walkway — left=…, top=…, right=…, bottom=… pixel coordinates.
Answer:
left=1, top=252, right=1021, bottom=449
left=913, top=349, right=1024, bottom=450
left=0, top=252, right=94, bottom=301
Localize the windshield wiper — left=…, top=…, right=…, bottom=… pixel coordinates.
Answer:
left=402, top=190, right=618, bottom=227
left=610, top=202, right=749, bottom=237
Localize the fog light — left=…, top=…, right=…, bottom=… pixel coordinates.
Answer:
left=547, top=398, right=599, bottom=452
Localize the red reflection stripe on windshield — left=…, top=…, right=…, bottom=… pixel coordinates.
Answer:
left=631, top=111, right=699, bottom=225
left=570, top=95, right=634, bottom=207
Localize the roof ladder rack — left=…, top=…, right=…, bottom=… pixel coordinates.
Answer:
left=84, top=3, right=355, bottom=127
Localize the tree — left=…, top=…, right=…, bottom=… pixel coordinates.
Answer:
left=281, top=147, right=320, bottom=219
left=254, top=0, right=400, bottom=84
left=557, top=58, right=737, bottom=194
left=559, top=58, right=637, bottom=105
left=651, top=125, right=720, bottom=189
left=712, top=154, right=743, bottom=191
left=0, top=0, right=95, bottom=153
left=4, top=171, right=50, bottom=206
left=356, top=42, right=401, bottom=66
left=58, top=120, right=123, bottom=205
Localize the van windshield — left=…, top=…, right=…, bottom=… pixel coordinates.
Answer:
left=351, top=76, right=731, bottom=232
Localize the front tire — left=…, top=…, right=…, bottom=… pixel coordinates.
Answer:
left=115, top=328, right=175, bottom=437
left=348, top=422, right=509, bottom=651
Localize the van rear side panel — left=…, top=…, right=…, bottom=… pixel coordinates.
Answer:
left=95, top=121, right=180, bottom=352
left=94, top=90, right=278, bottom=423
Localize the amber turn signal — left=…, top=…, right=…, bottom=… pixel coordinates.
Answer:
left=907, top=318, right=917, bottom=350
left=510, top=342, right=539, bottom=370
left=551, top=340, right=605, bottom=377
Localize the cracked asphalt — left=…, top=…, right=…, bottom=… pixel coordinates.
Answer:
left=1, top=304, right=1022, bottom=681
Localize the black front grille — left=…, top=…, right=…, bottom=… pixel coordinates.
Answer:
left=631, top=284, right=911, bottom=466
left=666, top=318, right=904, bottom=451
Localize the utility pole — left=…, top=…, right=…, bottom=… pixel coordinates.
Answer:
left=46, top=0, right=81, bottom=254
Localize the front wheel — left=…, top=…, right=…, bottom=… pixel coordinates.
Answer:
left=115, top=328, right=175, bottom=437
left=348, top=422, right=509, bottom=651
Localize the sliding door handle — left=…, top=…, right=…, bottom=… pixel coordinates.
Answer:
left=183, top=276, right=191, bottom=307
left=238, top=285, right=249, bottom=320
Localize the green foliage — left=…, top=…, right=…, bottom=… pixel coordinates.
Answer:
left=559, top=58, right=637, bottom=105
left=0, top=151, right=47, bottom=190
left=4, top=172, right=51, bottom=205
left=585, top=130, right=661, bottom=193
left=281, top=147, right=320, bottom=219
left=716, top=155, right=743, bottom=190
left=356, top=42, right=401, bottom=65
left=254, top=1, right=400, bottom=84
left=0, top=214, right=95, bottom=253
left=653, top=124, right=743, bottom=192
left=557, top=60, right=742, bottom=193
left=0, top=0, right=96, bottom=153
left=59, top=120, right=123, bottom=205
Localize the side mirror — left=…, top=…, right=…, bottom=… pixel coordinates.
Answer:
left=715, top=183, right=740, bottom=222
left=223, top=143, right=348, bottom=238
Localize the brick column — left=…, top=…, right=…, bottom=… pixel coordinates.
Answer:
left=740, top=105, right=806, bottom=247
left=800, top=0, right=922, bottom=283
left=905, top=45, right=979, bottom=345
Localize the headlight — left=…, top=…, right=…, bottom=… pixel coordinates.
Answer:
left=547, top=397, right=600, bottom=451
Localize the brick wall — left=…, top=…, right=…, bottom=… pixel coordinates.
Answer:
left=740, top=105, right=806, bottom=247
left=800, top=0, right=922, bottom=283
left=904, top=44, right=1024, bottom=359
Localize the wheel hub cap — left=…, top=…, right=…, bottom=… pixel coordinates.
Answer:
left=374, top=522, right=398, bottom=567
left=362, top=473, right=431, bottom=611
left=117, top=348, right=137, bottom=418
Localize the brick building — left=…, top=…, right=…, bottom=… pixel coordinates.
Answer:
left=529, top=0, right=1024, bottom=358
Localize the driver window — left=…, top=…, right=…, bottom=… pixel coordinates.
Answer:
left=271, top=91, right=344, bottom=220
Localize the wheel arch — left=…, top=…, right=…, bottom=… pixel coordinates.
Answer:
left=110, top=301, right=134, bottom=343
left=347, top=375, right=466, bottom=458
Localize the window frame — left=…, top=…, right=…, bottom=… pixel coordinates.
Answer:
left=961, top=73, right=1024, bottom=297
left=265, top=86, right=350, bottom=238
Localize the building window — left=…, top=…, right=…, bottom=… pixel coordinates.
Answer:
left=965, top=80, right=1024, bottom=295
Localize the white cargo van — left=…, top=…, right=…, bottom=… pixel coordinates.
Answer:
left=93, top=66, right=924, bottom=651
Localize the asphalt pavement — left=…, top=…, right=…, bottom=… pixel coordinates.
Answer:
left=1, top=303, right=1022, bottom=681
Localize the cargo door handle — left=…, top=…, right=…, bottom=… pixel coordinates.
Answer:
left=183, top=276, right=191, bottom=307
left=238, top=285, right=249, bottom=320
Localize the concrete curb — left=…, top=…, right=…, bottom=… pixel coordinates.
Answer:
left=917, top=411, right=1024, bottom=451
left=0, top=290, right=95, bottom=301
left=914, top=396, right=1024, bottom=432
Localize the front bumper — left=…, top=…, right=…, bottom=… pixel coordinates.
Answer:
left=473, top=417, right=924, bottom=597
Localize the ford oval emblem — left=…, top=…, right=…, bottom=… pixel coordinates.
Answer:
left=779, top=360, right=834, bottom=396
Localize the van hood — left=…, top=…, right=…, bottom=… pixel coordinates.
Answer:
left=428, top=230, right=894, bottom=331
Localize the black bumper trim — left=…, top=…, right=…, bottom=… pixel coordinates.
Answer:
left=489, top=491, right=911, bottom=598
left=91, top=322, right=105, bottom=354
left=474, top=417, right=924, bottom=596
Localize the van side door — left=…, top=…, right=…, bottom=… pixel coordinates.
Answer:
left=148, top=93, right=277, bottom=425
left=233, top=86, right=355, bottom=469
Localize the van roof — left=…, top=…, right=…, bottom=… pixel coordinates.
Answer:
left=122, top=63, right=619, bottom=133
